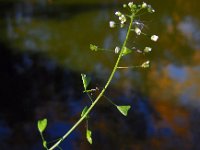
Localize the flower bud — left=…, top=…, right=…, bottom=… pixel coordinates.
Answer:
left=142, top=2, right=147, bottom=8
left=115, top=46, right=120, bottom=54
left=123, top=4, right=127, bottom=8
left=135, top=27, right=141, bottom=35
left=141, top=60, right=150, bottom=68
left=144, top=47, right=152, bottom=53
left=119, top=15, right=126, bottom=24
left=147, top=5, right=155, bottom=13
left=109, top=21, right=116, bottom=28
left=115, top=11, right=121, bottom=16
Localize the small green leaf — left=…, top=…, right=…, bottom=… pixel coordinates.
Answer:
left=122, top=47, right=132, bottom=56
left=86, top=129, right=92, bottom=144
left=90, top=44, right=98, bottom=51
left=37, top=118, right=47, bottom=133
left=81, top=106, right=88, bottom=117
left=81, top=74, right=91, bottom=90
left=116, top=105, right=131, bottom=116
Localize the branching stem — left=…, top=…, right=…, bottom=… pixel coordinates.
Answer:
left=49, top=14, right=135, bottom=150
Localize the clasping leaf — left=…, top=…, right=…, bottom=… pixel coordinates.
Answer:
left=86, top=129, right=92, bottom=144
left=81, top=106, right=89, bottom=118
left=90, top=44, right=98, bottom=51
left=122, top=47, right=132, bottom=56
left=81, top=74, right=91, bottom=91
left=116, top=105, right=131, bottom=116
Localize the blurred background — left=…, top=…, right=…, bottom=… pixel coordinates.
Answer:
left=0, top=0, right=200, bottom=149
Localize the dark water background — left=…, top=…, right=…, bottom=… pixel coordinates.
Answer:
left=0, top=0, right=200, bottom=149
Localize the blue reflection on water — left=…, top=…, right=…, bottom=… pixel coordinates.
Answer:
left=47, top=122, right=80, bottom=150
left=137, top=98, right=156, bottom=137
left=178, top=16, right=200, bottom=49
left=180, top=85, right=200, bottom=106
left=167, top=64, right=187, bottom=82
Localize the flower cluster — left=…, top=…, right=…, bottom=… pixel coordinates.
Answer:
left=109, top=2, right=159, bottom=68
left=125, top=2, right=155, bottom=13
left=115, top=11, right=127, bottom=27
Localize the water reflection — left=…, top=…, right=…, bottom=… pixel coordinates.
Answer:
left=0, top=0, right=200, bottom=149
left=178, top=16, right=200, bottom=49
left=167, top=65, right=187, bottom=83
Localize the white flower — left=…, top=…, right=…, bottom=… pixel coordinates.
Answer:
left=115, top=11, right=121, bottom=16
left=135, top=27, right=141, bottom=35
left=114, top=46, right=120, bottom=54
left=151, top=35, right=159, bottom=42
left=109, top=21, right=116, bottom=28
left=141, top=60, right=150, bottom=68
left=144, top=47, right=152, bottom=53
left=128, top=2, right=133, bottom=8
left=142, top=2, right=147, bottom=8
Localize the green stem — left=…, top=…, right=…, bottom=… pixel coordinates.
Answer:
left=86, top=92, right=93, bottom=103
left=49, top=15, right=135, bottom=150
left=117, top=65, right=140, bottom=69
left=40, top=133, right=48, bottom=150
left=103, top=95, right=117, bottom=107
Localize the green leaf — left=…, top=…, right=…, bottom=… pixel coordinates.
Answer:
left=81, top=106, right=88, bottom=117
left=90, top=44, right=98, bottom=51
left=81, top=74, right=91, bottom=90
left=37, top=118, right=47, bottom=133
left=116, top=105, right=131, bottom=116
left=122, top=47, right=132, bottom=56
left=86, top=129, right=92, bottom=144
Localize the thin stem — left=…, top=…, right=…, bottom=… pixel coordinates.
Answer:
left=98, top=48, right=113, bottom=52
left=40, top=133, right=48, bottom=150
left=57, top=146, right=62, bottom=150
left=40, top=133, right=45, bottom=142
left=86, top=93, right=93, bottom=103
left=49, top=14, right=135, bottom=150
left=86, top=119, right=89, bottom=130
left=117, top=66, right=140, bottom=69
left=141, top=32, right=147, bottom=36
left=47, top=138, right=62, bottom=144
left=103, top=95, right=117, bottom=107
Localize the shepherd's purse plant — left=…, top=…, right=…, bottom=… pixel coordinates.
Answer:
left=37, top=2, right=159, bottom=149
